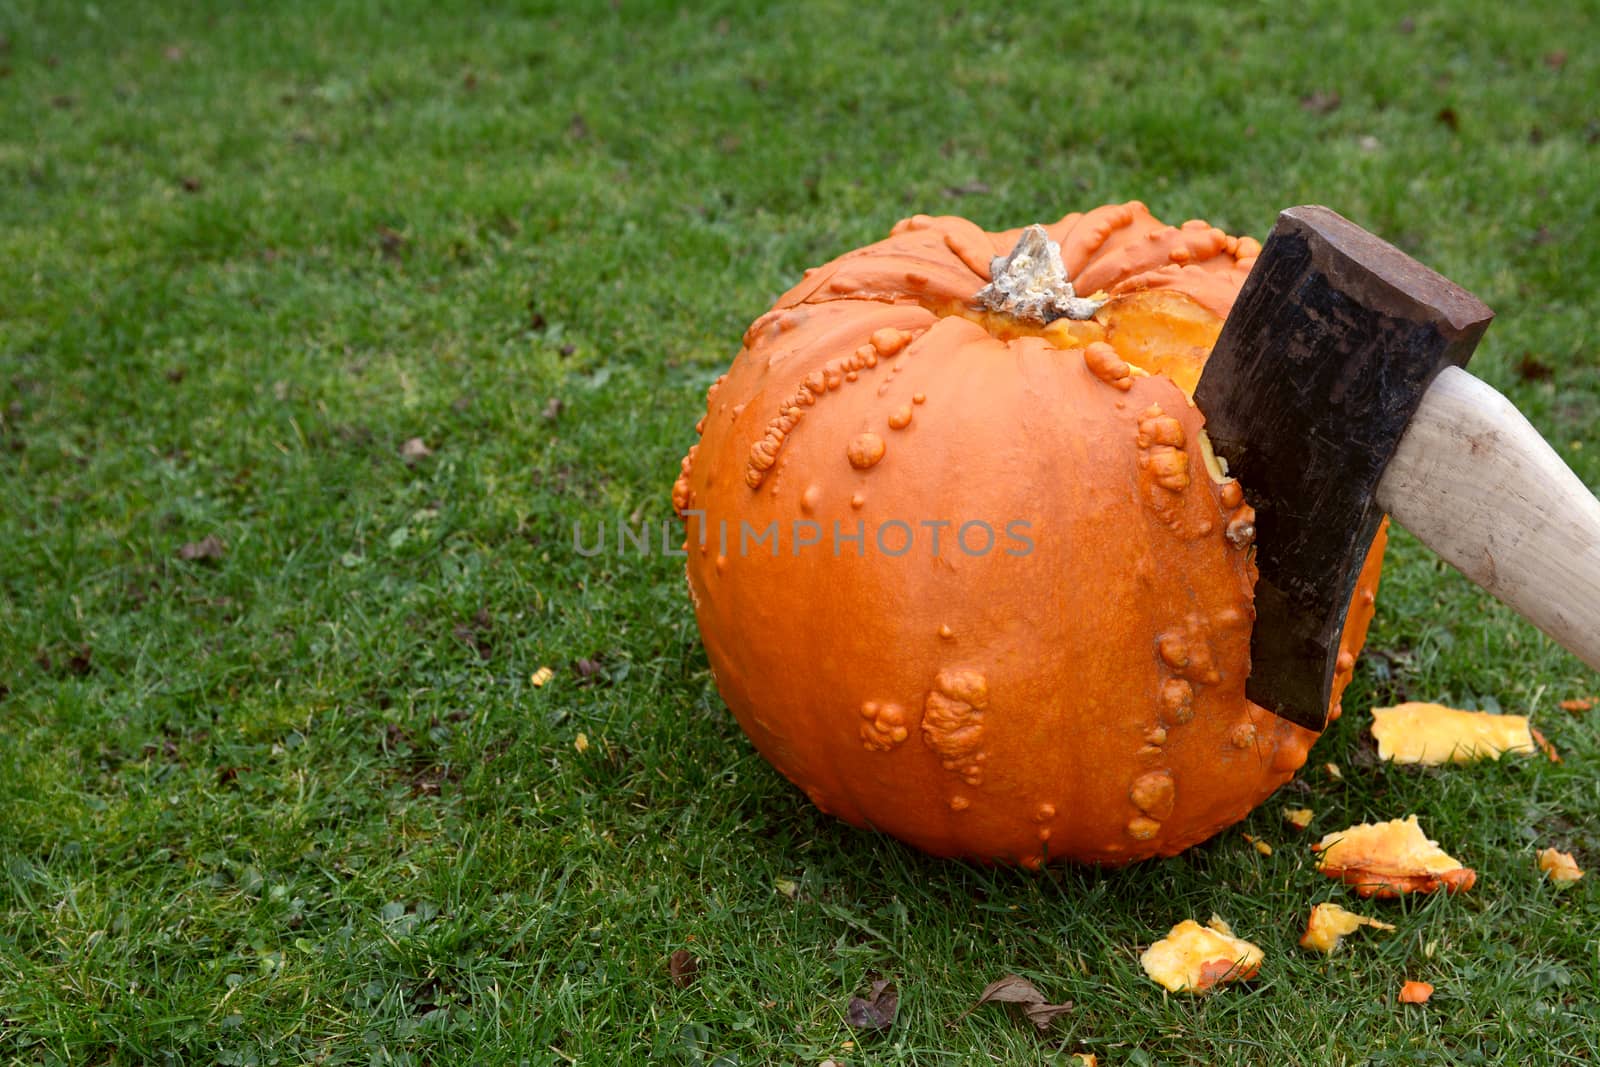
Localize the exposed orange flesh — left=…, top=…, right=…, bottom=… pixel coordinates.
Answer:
left=1370, top=702, right=1535, bottom=764
left=1537, top=847, right=1584, bottom=882
left=1298, top=902, right=1395, bottom=954
left=1140, top=916, right=1263, bottom=993
left=1312, top=816, right=1476, bottom=898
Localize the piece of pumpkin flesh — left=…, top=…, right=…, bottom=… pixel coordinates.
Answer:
left=1369, top=702, right=1536, bottom=764
left=1313, top=815, right=1477, bottom=897
left=1141, top=916, right=1264, bottom=993
left=1537, top=847, right=1584, bottom=882
left=1299, top=902, right=1395, bottom=954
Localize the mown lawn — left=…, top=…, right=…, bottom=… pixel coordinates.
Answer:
left=2, top=2, right=1597, bottom=1064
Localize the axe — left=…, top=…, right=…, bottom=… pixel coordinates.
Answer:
left=1193, top=205, right=1600, bottom=732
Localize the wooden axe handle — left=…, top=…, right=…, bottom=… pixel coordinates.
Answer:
left=1378, top=365, right=1600, bottom=671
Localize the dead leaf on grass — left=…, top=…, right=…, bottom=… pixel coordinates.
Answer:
left=453, top=607, right=493, bottom=661
left=572, top=655, right=611, bottom=686
left=668, top=948, right=699, bottom=988
left=971, top=974, right=1074, bottom=1031
left=1558, top=697, right=1594, bottom=713
left=1300, top=91, right=1341, bottom=114
left=846, top=978, right=897, bottom=1034
left=399, top=437, right=433, bottom=461
left=943, top=180, right=991, bottom=198
left=409, top=762, right=460, bottom=797
left=1516, top=353, right=1555, bottom=381
left=377, top=226, right=407, bottom=260
left=177, top=535, right=227, bottom=562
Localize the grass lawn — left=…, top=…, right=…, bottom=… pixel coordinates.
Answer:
left=3, top=1, right=1598, bottom=1063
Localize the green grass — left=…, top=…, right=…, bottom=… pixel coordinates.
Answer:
left=2, top=1, right=1598, bottom=1063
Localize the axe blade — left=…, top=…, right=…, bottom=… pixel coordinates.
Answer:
left=1193, top=206, right=1493, bottom=731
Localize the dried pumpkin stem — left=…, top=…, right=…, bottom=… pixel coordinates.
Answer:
left=973, top=224, right=1107, bottom=324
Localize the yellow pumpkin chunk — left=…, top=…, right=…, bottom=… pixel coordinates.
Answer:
left=1537, top=847, right=1584, bottom=883
left=1312, top=815, right=1476, bottom=898
left=1240, top=832, right=1272, bottom=856
left=1370, top=702, right=1535, bottom=764
left=1298, top=902, right=1395, bottom=954
left=1282, top=807, right=1315, bottom=831
left=1140, top=916, right=1263, bottom=993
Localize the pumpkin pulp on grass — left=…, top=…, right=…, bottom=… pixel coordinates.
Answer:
left=675, top=202, right=1386, bottom=865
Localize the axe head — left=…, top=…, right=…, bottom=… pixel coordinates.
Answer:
left=1193, top=206, right=1493, bottom=732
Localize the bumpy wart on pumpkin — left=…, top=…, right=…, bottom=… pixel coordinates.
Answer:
left=674, top=201, right=1386, bottom=865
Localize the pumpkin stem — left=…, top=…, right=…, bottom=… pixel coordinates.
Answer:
left=973, top=224, right=1107, bottom=324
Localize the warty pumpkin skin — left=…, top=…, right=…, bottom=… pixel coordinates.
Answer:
left=673, top=201, right=1385, bottom=866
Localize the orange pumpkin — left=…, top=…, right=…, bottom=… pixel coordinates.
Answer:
left=673, top=202, right=1385, bottom=865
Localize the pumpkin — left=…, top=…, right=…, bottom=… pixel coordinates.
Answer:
left=672, top=201, right=1385, bottom=865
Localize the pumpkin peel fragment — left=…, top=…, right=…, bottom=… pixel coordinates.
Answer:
left=1140, top=916, right=1263, bottom=993
left=1398, top=980, right=1435, bottom=1004
left=1369, top=702, right=1535, bottom=764
left=1312, top=815, right=1476, bottom=898
left=1282, top=807, right=1314, bottom=831
left=1531, top=727, right=1561, bottom=763
left=1298, top=902, right=1395, bottom=954
left=1537, top=847, right=1584, bottom=883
